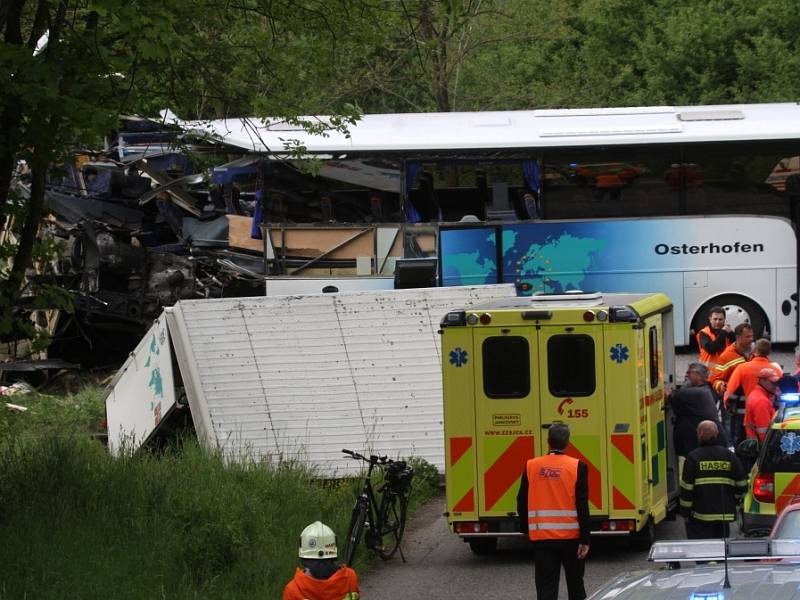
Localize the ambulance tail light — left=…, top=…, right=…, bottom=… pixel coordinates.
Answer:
left=454, top=521, right=489, bottom=534
left=600, top=519, right=636, bottom=532
left=583, top=310, right=595, bottom=322
left=753, top=472, right=775, bottom=503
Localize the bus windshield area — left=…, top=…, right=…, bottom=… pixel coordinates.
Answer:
left=255, top=141, right=799, bottom=225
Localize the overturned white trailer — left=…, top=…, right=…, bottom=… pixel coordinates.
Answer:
left=106, top=285, right=516, bottom=475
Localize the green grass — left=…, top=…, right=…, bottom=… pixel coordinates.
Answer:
left=0, top=388, right=440, bottom=599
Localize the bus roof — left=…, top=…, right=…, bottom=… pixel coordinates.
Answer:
left=164, top=102, right=800, bottom=155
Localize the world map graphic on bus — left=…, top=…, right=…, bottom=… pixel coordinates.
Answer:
left=440, top=224, right=607, bottom=294
left=439, top=227, right=500, bottom=286
left=503, top=228, right=607, bottom=294
left=440, top=217, right=792, bottom=305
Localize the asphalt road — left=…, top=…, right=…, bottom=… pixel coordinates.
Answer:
left=360, top=493, right=688, bottom=600
left=360, top=348, right=795, bottom=599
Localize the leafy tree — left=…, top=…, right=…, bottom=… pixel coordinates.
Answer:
left=637, top=0, right=800, bottom=104
left=286, top=0, right=527, bottom=114
left=454, top=0, right=800, bottom=109
left=0, top=0, right=363, bottom=349
left=4, top=0, right=800, bottom=353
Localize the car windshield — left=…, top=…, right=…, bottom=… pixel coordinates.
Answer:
left=760, top=430, right=800, bottom=472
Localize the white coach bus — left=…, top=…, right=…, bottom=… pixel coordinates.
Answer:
left=170, top=102, right=800, bottom=345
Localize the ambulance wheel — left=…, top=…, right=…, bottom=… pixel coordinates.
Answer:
left=468, top=538, right=497, bottom=554
left=692, top=295, right=768, bottom=342
left=632, top=519, right=655, bottom=551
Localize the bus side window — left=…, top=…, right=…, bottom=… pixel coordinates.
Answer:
left=648, top=326, right=659, bottom=389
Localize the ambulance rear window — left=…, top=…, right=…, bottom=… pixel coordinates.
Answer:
left=760, top=431, right=800, bottom=473
left=482, top=336, right=530, bottom=398
left=547, top=335, right=595, bottom=397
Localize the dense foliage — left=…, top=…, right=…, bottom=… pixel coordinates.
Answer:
left=0, top=388, right=440, bottom=598
left=2, top=0, right=799, bottom=344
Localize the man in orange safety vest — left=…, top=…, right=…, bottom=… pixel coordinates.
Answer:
left=696, top=305, right=735, bottom=366
left=517, top=423, right=590, bottom=600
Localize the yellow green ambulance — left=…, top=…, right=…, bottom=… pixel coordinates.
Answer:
left=440, top=292, right=677, bottom=553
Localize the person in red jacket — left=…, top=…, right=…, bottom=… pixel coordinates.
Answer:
left=696, top=306, right=735, bottom=365
left=282, top=521, right=360, bottom=600
left=517, top=423, right=590, bottom=600
left=744, top=368, right=779, bottom=446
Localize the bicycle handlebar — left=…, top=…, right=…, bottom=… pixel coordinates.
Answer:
left=342, top=448, right=390, bottom=464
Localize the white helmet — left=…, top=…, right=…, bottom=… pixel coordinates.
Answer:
left=299, top=521, right=338, bottom=559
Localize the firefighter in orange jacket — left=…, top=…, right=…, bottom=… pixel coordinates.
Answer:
left=724, top=338, right=781, bottom=406
left=696, top=306, right=735, bottom=365
left=282, top=521, right=360, bottom=600
left=708, top=323, right=753, bottom=396
left=708, top=324, right=753, bottom=445
left=517, top=423, right=590, bottom=600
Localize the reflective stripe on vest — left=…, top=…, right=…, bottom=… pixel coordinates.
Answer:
left=526, top=454, right=580, bottom=541
left=694, top=476, right=736, bottom=486
left=691, top=511, right=737, bottom=522
left=712, top=356, right=745, bottom=375
left=528, top=510, right=578, bottom=517
left=710, top=350, right=746, bottom=395
left=529, top=522, right=580, bottom=531
left=747, top=425, right=769, bottom=434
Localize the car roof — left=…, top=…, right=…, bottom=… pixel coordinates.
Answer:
left=590, top=563, right=800, bottom=600
left=773, top=504, right=800, bottom=539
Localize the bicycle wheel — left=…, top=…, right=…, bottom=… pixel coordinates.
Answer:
left=376, top=491, right=408, bottom=560
left=344, top=499, right=368, bottom=566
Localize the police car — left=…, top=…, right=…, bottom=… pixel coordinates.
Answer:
left=740, top=397, right=800, bottom=535
left=588, top=538, right=800, bottom=600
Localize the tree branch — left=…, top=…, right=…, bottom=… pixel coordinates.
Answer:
left=26, top=0, right=50, bottom=50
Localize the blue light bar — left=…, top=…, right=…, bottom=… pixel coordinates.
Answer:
left=780, top=392, right=800, bottom=405
left=690, top=593, right=725, bottom=600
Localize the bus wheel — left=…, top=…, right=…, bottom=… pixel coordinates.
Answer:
left=468, top=538, right=497, bottom=554
left=693, top=295, right=768, bottom=340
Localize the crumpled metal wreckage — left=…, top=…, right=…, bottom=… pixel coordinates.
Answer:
left=7, top=118, right=268, bottom=367
left=8, top=114, right=416, bottom=368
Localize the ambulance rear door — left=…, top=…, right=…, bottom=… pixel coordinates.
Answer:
left=473, top=328, right=539, bottom=517
left=537, top=325, right=608, bottom=516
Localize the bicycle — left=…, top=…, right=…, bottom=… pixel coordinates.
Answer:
left=341, top=448, right=414, bottom=566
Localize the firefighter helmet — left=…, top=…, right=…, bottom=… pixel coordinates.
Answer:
left=299, top=521, right=338, bottom=559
